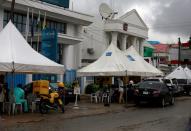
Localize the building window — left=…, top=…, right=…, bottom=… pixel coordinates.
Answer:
left=3, top=10, right=67, bottom=34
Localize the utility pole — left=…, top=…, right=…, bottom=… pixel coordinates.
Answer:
left=189, top=36, right=191, bottom=49
left=178, top=37, right=181, bottom=66
left=10, top=0, right=15, bottom=21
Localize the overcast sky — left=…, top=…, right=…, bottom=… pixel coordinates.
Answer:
left=71, top=0, right=191, bottom=43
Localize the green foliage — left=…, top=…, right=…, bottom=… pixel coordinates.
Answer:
left=64, top=83, right=72, bottom=89
left=85, top=83, right=100, bottom=94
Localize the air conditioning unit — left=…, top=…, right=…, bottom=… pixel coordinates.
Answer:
left=87, top=48, right=94, bottom=55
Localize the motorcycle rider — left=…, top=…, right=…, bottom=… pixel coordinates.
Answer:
left=44, top=82, right=65, bottom=113
left=57, top=82, right=65, bottom=104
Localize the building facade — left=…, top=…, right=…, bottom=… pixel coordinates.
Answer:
left=0, top=0, right=93, bottom=86
left=80, top=9, right=149, bottom=93
left=169, top=42, right=191, bottom=66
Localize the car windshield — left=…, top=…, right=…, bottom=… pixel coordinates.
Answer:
left=144, top=79, right=160, bottom=82
left=172, top=79, right=178, bottom=84
left=163, top=79, right=171, bottom=84
left=139, top=82, right=162, bottom=89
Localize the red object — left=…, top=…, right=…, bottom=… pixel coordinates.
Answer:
left=170, top=60, right=191, bottom=65
left=153, top=44, right=169, bottom=53
left=170, top=42, right=190, bottom=48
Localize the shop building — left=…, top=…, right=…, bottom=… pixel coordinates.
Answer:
left=0, top=0, right=93, bottom=86
left=169, top=42, right=191, bottom=66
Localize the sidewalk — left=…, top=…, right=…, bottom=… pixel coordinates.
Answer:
left=2, top=96, right=190, bottom=128
left=1, top=102, right=134, bottom=128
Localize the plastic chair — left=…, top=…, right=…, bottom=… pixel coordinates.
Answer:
left=102, top=92, right=110, bottom=103
left=27, top=94, right=38, bottom=113
left=13, top=103, right=23, bottom=114
left=91, top=93, right=98, bottom=103
left=14, top=87, right=28, bottom=112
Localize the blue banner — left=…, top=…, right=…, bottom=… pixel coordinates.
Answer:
left=35, top=28, right=58, bottom=82
left=41, top=28, right=58, bottom=62
left=39, top=0, right=69, bottom=8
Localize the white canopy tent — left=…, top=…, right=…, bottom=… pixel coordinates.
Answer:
left=165, top=66, right=190, bottom=79
left=184, top=67, right=191, bottom=78
left=77, top=43, right=132, bottom=76
left=77, top=44, right=163, bottom=77
left=0, top=21, right=64, bottom=74
left=123, top=46, right=163, bottom=76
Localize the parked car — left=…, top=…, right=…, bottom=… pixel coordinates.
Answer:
left=183, top=84, right=191, bottom=96
left=134, top=81, right=175, bottom=107
left=143, top=77, right=183, bottom=95
left=176, top=79, right=191, bottom=96
left=23, top=82, right=78, bottom=105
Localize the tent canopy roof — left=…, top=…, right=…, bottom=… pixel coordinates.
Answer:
left=77, top=44, right=163, bottom=77
left=0, top=21, right=64, bottom=74
left=123, top=46, right=163, bottom=76
left=165, top=66, right=191, bottom=79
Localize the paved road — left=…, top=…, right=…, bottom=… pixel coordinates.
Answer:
left=3, top=99, right=191, bottom=131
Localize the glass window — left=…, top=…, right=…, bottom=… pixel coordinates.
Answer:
left=50, top=22, right=54, bottom=29
left=139, top=81, right=162, bottom=89
left=3, top=10, right=66, bottom=34
left=4, top=12, right=8, bottom=21
left=17, top=24, right=22, bottom=32
left=14, top=14, right=18, bottom=23
left=18, top=15, right=22, bottom=23
left=57, top=23, right=61, bottom=32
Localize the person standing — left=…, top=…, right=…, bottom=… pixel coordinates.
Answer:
left=118, top=77, right=124, bottom=104
left=0, top=84, right=5, bottom=119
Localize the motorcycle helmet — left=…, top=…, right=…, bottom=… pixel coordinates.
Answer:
left=58, top=82, right=65, bottom=88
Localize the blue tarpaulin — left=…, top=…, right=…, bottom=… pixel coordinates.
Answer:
left=33, top=28, right=58, bottom=82
left=6, top=73, right=26, bottom=88
left=64, top=70, right=76, bottom=84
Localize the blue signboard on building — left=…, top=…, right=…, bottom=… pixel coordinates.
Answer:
left=33, top=28, right=58, bottom=82
left=41, top=28, right=58, bottom=62
left=39, top=0, right=70, bottom=8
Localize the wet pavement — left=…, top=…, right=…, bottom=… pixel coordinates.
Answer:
left=1, top=97, right=191, bottom=131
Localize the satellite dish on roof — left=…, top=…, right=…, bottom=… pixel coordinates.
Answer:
left=99, top=3, right=117, bottom=20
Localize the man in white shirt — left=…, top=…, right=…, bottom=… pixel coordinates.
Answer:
left=118, top=78, right=124, bottom=104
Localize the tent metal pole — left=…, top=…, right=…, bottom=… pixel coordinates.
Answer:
left=10, top=0, right=15, bottom=21
left=125, top=70, right=127, bottom=105
left=10, top=62, right=15, bottom=94
left=178, top=38, right=181, bottom=66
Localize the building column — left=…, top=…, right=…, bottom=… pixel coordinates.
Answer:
left=111, top=32, right=118, bottom=46
left=75, top=43, right=82, bottom=69
left=62, top=45, right=75, bottom=70
left=0, top=8, right=4, bottom=31
left=121, top=35, right=128, bottom=51
left=132, top=37, right=138, bottom=51
left=139, top=39, right=145, bottom=56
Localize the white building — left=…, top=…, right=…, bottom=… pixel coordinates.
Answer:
left=80, top=9, right=149, bottom=93
left=0, top=0, right=93, bottom=85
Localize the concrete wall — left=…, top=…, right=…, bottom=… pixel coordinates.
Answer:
left=81, top=20, right=108, bottom=61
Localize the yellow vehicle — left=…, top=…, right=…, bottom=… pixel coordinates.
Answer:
left=33, top=80, right=65, bottom=114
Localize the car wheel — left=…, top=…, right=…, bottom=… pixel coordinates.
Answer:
left=188, top=90, right=191, bottom=96
left=135, top=100, right=140, bottom=106
left=161, top=98, right=166, bottom=107
left=169, top=96, right=175, bottom=105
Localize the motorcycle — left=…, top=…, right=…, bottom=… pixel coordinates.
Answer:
left=39, top=92, right=65, bottom=114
